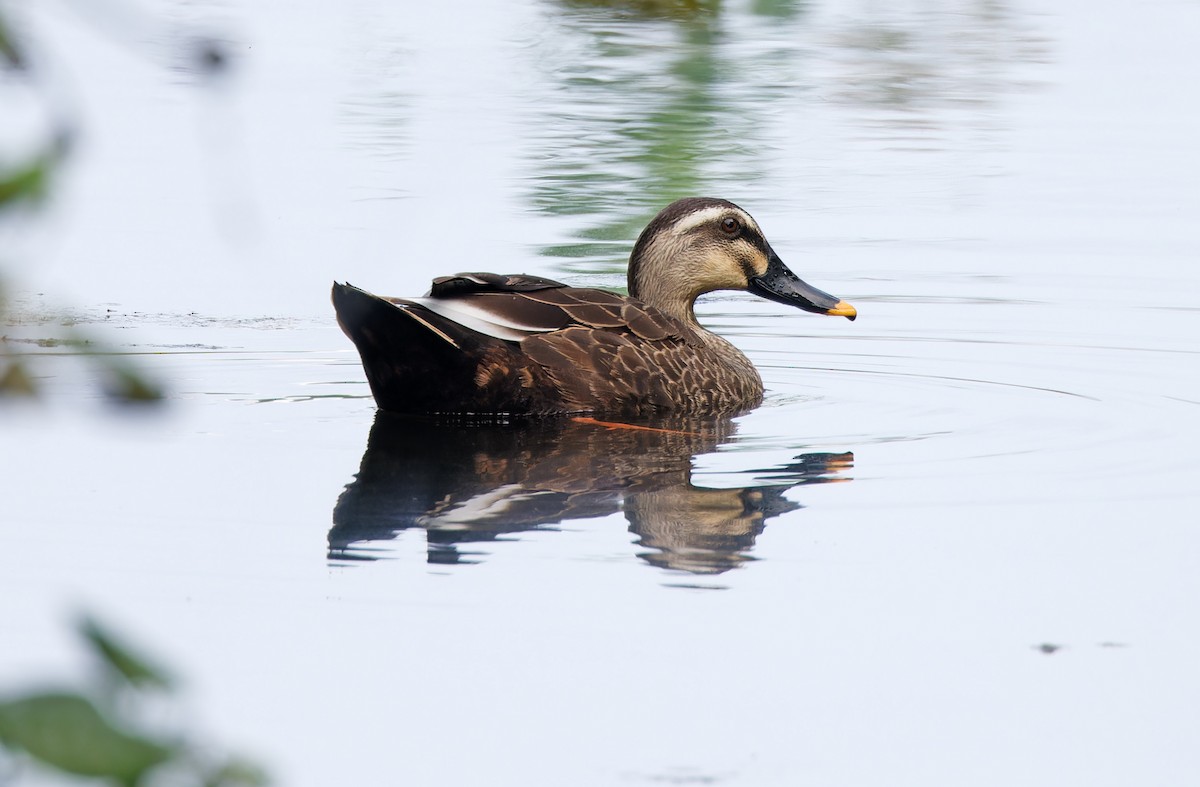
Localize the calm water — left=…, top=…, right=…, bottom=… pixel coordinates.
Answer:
left=3, top=0, right=1200, bottom=785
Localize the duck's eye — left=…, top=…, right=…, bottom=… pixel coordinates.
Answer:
left=720, top=217, right=741, bottom=236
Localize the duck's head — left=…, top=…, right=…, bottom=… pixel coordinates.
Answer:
left=628, top=197, right=857, bottom=324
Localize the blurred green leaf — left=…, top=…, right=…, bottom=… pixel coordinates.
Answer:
left=0, top=156, right=51, bottom=206
left=0, top=13, right=25, bottom=69
left=205, top=757, right=271, bottom=787
left=79, top=615, right=173, bottom=691
left=0, top=692, right=173, bottom=784
left=99, top=361, right=166, bottom=404
left=0, top=359, right=38, bottom=396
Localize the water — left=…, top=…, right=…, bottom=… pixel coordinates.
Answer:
left=3, top=0, right=1200, bottom=785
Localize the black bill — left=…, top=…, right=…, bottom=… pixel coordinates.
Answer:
left=747, top=249, right=857, bottom=321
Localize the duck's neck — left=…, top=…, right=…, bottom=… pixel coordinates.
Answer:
left=627, top=238, right=705, bottom=328
left=628, top=255, right=761, bottom=393
left=629, top=276, right=701, bottom=327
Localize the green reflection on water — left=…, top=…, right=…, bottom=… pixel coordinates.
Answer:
left=525, top=0, right=808, bottom=275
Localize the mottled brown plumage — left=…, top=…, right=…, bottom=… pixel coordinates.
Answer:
left=332, top=197, right=857, bottom=416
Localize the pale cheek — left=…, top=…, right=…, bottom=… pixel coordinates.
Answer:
left=697, top=262, right=746, bottom=292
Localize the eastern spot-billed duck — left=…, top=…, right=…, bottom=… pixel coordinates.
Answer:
left=332, top=197, right=856, bottom=416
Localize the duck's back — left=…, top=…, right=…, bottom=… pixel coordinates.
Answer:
left=333, top=274, right=763, bottom=417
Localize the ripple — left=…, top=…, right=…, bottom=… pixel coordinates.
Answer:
left=727, top=315, right=1200, bottom=506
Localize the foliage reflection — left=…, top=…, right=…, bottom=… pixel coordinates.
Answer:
left=523, top=0, right=806, bottom=272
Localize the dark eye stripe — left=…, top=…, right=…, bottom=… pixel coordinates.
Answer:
left=729, top=232, right=766, bottom=282
left=740, top=227, right=767, bottom=254
left=736, top=252, right=758, bottom=283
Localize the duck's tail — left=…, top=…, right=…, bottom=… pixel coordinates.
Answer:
left=331, top=282, right=538, bottom=414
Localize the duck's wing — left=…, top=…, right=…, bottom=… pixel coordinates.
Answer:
left=334, top=281, right=561, bottom=413
left=427, top=272, right=568, bottom=295
left=514, top=294, right=762, bottom=415
left=335, top=275, right=720, bottom=415
left=406, top=271, right=682, bottom=345
left=418, top=273, right=712, bottom=413
left=521, top=325, right=700, bottom=414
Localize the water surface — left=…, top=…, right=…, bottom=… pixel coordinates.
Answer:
left=3, top=1, right=1200, bottom=785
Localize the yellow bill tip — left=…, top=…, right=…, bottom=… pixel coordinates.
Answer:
left=827, top=300, right=857, bottom=321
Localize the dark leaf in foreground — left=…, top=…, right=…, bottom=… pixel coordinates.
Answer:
left=98, top=361, right=165, bottom=404
left=79, top=615, right=174, bottom=691
left=0, top=360, right=37, bottom=396
left=0, top=692, right=173, bottom=784
left=0, top=156, right=51, bottom=206
left=204, top=756, right=271, bottom=787
left=0, top=14, right=24, bottom=69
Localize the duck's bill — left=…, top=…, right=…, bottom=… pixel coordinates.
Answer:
left=748, top=252, right=857, bottom=321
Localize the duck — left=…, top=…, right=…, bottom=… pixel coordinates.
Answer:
left=332, top=197, right=856, bottom=417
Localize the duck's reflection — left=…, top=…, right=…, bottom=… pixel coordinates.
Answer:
left=330, top=413, right=852, bottom=575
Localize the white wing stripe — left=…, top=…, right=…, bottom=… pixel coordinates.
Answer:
left=410, top=298, right=557, bottom=342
